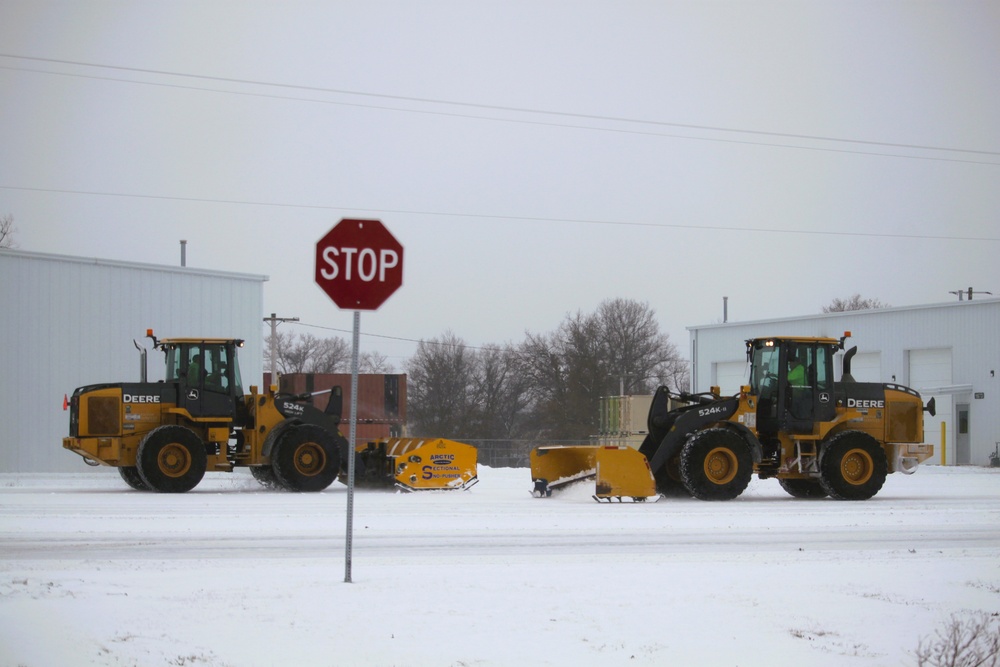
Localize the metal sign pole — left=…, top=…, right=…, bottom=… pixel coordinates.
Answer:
left=344, top=310, right=360, bottom=583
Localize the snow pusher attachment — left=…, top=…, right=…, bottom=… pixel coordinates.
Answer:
left=530, top=446, right=597, bottom=496
left=530, top=445, right=657, bottom=501
left=347, top=437, right=478, bottom=491
left=593, top=446, right=657, bottom=501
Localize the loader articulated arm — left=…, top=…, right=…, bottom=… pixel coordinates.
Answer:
left=644, top=395, right=741, bottom=475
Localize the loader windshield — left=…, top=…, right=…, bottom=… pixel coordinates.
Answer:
left=749, top=341, right=780, bottom=400
left=164, top=342, right=243, bottom=394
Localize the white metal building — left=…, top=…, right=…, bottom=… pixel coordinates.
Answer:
left=0, top=249, right=268, bottom=473
left=688, top=299, right=1000, bottom=467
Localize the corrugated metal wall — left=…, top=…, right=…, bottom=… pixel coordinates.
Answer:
left=688, top=299, right=1000, bottom=466
left=0, top=249, right=267, bottom=472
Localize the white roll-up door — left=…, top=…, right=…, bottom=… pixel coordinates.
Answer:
left=909, top=348, right=953, bottom=463
left=714, top=361, right=748, bottom=396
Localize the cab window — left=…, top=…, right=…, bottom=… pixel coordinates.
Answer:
left=750, top=342, right=780, bottom=398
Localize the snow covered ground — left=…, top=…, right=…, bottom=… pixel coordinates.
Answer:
left=1, top=464, right=998, bottom=667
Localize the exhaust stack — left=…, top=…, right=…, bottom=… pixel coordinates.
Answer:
left=134, top=339, right=147, bottom=382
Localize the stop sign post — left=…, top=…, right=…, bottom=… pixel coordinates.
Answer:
left=315, top=219, right=404, bottom=311
left=315, top=218, right=403, bottom=584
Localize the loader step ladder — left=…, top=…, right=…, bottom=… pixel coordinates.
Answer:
left=793, top=439, right=820, bottom=473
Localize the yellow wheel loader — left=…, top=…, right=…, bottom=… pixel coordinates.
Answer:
left=63, top=331, right=477, bottom=493
left=530, top=333, right=935, bottom=501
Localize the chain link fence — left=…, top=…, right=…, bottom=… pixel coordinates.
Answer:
left=464, top=440, right=536, bottom=468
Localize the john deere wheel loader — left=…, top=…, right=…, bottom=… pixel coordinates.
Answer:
left=530, top=333, right=935, bottom=501
left=63, top=331, right=477, bottom=493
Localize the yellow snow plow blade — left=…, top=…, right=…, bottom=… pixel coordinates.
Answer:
left=530, top=445, right=599, bottom=496
left=594, top=446, right=657, bottom=501
left=349, top=437, right=478, bottom=491
left=530, top=444, right=657, bottom=501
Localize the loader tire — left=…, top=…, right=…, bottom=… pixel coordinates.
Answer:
left=680, top=428, right=753, bottom=501
left=819, top=431, right=887, bottom=500
left=249, top=465, right=281, bottom=490
left=136, top=425, right=207, bottom=493
left=654, top=460, right=689, bottom=498
left=778, top=478, right=828, bottom=499
left=118, top=466, right=150, bottom=491
left=271, top=424, right=341, bottom=492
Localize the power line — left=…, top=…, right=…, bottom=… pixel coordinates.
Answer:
left=3, top=183, right=999, bottom=242
left=2, top=54, right=999, bottom=165
left=289, top=322, right=693, bottom=369
left=293, top=321, right=499, bottom=352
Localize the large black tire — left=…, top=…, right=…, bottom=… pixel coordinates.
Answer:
left=249, top=465, right=281, bottom=490
left=270, top=424, right=341, bottom=492
left=118, top=466, right=150, bottom=491
left=680, top=428, right=753, bottom=501
left=136, top=425, right=207, bottom=493
left=819, top=430, right=888, bottom=500
left=653, top=459, right=690, bottom=498
left=778, top=477, right=828, bottom=499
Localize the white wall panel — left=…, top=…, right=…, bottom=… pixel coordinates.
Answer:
left=842, top=351, right=881, bottom=383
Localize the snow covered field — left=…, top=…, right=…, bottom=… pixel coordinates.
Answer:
left=1, top=465, right=998, bottom=667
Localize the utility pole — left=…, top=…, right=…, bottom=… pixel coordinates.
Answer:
left=263, top=312, right=299, bottom=386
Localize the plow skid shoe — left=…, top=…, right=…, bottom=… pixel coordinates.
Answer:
left=594, top=446, right=657, bottom=501
left=384, top=438, right=478, bottom=491
left=529, top=445, right=600, bottom=496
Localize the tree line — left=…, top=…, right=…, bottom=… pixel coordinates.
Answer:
left=267, top=298, right=688, bottom=444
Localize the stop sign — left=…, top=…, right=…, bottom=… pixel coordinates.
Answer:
left=315, top=219, right=404, bottom=310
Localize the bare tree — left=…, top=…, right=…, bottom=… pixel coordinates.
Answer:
left=312, top=337, right=350, bottom=373
left=469, top=344, right=532, bottom=440
left=598, top=298, right=688, bottom=393
left=913, top=612, right=1000, bottom=667
left=520, top=311, right=607, bottom=441
left=281, top=332, right=321, bottom=373
left=359, top=350, right=393, bottom=374
left=265, top=331, right=351, bottom=374
left=823, top=294, right=890, bottom=312
left=406, top=332, right=478, bottom=436
left=520, top=299, right=688, bottom=441
left=404, top=299, right=686, bottom=442
left=0, top=214, right=16, bottom=248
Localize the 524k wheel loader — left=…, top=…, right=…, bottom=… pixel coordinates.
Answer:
left=530, top=333, right=935, bottom=501
left=63, top=330, right=477, bottom=493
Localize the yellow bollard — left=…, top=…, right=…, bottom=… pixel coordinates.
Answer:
left=940, top=421, right=947, bottom=466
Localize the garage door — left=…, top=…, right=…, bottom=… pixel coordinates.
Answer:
left=715, top=360, right=748, bottom=396
left=909, top=348, right=952, bottom=463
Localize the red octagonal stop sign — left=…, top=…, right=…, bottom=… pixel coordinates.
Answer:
left=315, top=219, right=404, bottom=310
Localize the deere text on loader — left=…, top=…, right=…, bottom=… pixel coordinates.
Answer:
left=530, top=333, right=935, bottom=501
left=63, top=331, right=477, bottom=493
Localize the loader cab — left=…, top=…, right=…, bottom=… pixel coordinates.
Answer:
left=161, top=338, right=245, bottom=422
left=747, top=337, right=838, bottom=435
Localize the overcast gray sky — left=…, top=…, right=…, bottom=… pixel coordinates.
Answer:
left=2, top=1, right=998, bottom=368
